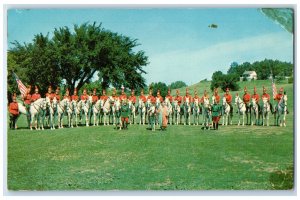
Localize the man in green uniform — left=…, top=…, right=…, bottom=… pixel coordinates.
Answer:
left=120, top=99, right=130, bottom=130
left=211, top=98, right=222, bottom=130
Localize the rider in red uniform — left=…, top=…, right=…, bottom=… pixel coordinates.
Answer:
left=100, top=89, right=108, bottom=101
left=80, top=88, right=89, bottom=101
left=71, top=88, right=79, bottom=102
left=31, top=85, right=41, bottom=102
left=224, top=88, right=233, bottom=118
left=165, top=88, right=173, bottom=103
left=55, top=87, right=61, bottom=102
left=139, top=89, right=147, bottom=103
left=183, top=88, right=192, bottom=103
left=119, top=87, right=127, bottom=102
left=128, top=89, right=136, bottom=104
left=91, top=88, right=99, bottom=104
left=174, top=89, right=182, bottom=105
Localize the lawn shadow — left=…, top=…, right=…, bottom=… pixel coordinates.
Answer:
left=269, top=164, right=294, bottom=190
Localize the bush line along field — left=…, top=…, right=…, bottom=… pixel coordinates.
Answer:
left=7, top=80, right=294, bottom=190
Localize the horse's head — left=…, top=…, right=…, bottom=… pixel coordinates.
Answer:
left=114, top=99, right=121, bottom=110
left=194, top=98, right=199, bottom=106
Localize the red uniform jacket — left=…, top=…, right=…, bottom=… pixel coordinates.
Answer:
left=251, top=94, right=260, bottom=103
left=165, top=95, right=173, bottom=102
left=119, top=94, right=127, bottom=101
left=262, top=93, right=270, bottom=101
left=31, top=93, right=41, bottom=102
left=9, top=102, right=19, bottom=116
left=139, top=95, right=147, bottom=103
left=81, top=94, right=89, bottom=101
left=128, top=95, right=136, bottom=103
left=174, top=96, right=182, bottom=104
left=100, top=95, right=108, bottom=101
left=243, top=93, right=251, bottom=104
left=55, top=94, right=61, bottom=102
left=23, top=94, right=31, bottom=105
left=224, top=94, right=232, bottom=104
left=274, top=93, right=283, bottom=102
left=71, top=95, right=79, bottom=101
left=92, top=95, right=99, bottom=104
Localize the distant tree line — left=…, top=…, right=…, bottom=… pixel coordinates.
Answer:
left=211, top=59, right=293, bottom=92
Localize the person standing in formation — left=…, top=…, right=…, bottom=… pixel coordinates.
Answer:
left=156, top=90, right=164, bottom=103
left=211, top=97, right=222, bottom=130
left=9, top=93, right=19, bottom=130
left=120, top=99, right=130, bottom=130
left=139, top=89, right=147, bottom=103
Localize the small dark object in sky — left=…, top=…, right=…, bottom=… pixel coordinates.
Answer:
left=208, top=24, right=218, bottom=28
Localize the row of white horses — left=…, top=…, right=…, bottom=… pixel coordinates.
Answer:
left=16, top=93, right=288, bottom=130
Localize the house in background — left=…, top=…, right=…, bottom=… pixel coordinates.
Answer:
left=241, top=71, right=257, bottom=81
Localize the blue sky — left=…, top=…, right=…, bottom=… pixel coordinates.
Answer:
left=7, top=8, right=293, bottom=85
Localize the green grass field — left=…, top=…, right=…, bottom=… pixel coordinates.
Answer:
left=7, top=80, right=294, bottom=190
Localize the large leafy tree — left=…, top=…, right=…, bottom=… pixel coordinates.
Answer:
left=8, top=22, right=148, bottom=96
left=210, top=71, right=239, bottom=92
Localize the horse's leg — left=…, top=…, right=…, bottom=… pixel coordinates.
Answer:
left=283, top=112, right=286, bottom=127
left=266, top=111, right=269, bottom=126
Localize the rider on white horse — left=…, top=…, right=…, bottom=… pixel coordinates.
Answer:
left=251, top=86, right=260, bottom=125
left=274, top=87, right=289, bottom=114
left=224, top=88, right=233, bottom=119
left=192, top=90, right=201, bottom=125
left=128, top=89, right=137, bottom=124
left=242, top=87, right=251, bottom=125
left=173, top=89, right=183, bottom=124
left=90, top=88, right=99, bottom=124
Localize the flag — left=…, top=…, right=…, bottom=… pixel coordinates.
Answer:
left=12, top=72, right=27, bottom=96
left=272, top=78, right=277, bottom=99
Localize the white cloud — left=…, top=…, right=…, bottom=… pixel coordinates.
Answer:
left=145, top=32, right=293, bottom=85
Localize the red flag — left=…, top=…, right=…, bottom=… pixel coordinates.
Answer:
left=13, top=72, right=27, bottom=96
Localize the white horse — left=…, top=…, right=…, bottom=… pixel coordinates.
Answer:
left=183, top=97, right=191, bottom=125
left=145, top=98, right=152, bottom=124
left=164, top=98, right=173, bottom=125
left=112, top=98, right=121, bottom=126
left=202, top=97, right=212, bottom=128
left=221, top=96, right=231, bottom=126
left=29, top=98, right=47, bottom=130
left=101, top=97, right=112, bottom=126
left=138, top=99, right=146, bottom=125
left=276, top=94, right=288, bottom=127
left=56, top=98, right=69, bottom=129
left=173, top=100, right=181, bottom=125
left=128, top=100, right=136, bottom=125
left=70, top=100, right=82, bottom=127
left=234, top=95, right=246, bottom=126
left=46, top=97, right=57, bottom=130
left=155, top=98, right=162, bottom=126
left=65, top=100, right=74, bottom=128
left=80, top=97, right=91, bottom=127
left=251, top=98, right=259, bottom=126
left=192, top=98, right=201, bottom=126
left=262, top=97, right=271, bottom=126
left=92, top=99, right=102, bottom=126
